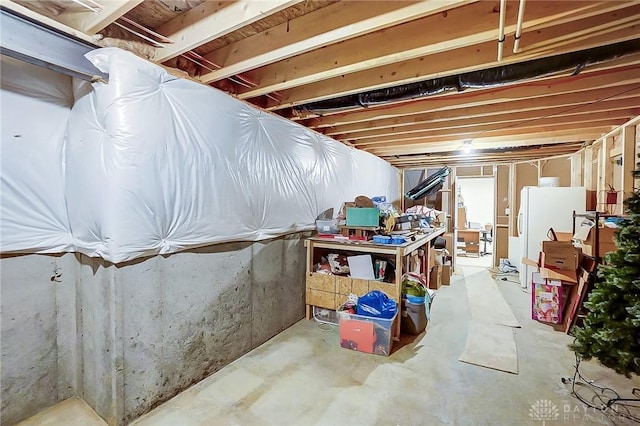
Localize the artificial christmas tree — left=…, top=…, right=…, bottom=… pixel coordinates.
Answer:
left=569, top=167, right=640, bottom=378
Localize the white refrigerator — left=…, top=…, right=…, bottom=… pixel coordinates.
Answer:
left=518, top=186, right=586, bottom=289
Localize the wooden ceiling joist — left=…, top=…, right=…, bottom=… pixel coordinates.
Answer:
left=198, top=0, right=472, bottom=83
left=56, top=0, right=143, bottom=35
left=303, top=65, right=640, bottom=129
left=386, top=144, right=584, bottom=167
left=236, top=0, right=621, bottom=101
left=366, top=128, right=611, bottom=157
left=340, top=108, right=640, bottom=143
left=12, top=0, right=639, bottom=166
left=242, top=1, right=634, bottom=108
left=262, top=19, right=640, bottom=110
left=355, top=119, right=627, bottom=148
left=153, top=0, right=302, bottom=62
left=325, top=91, right=640, bottom=137
left=0, top=0, right=96, bottom=43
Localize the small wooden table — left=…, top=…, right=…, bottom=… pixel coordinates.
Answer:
left=457, top=229, right=481, bottom=257
left=304, top=227, right=446, bottom=338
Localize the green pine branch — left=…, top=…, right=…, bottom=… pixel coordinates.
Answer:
left=569, top=163, right=640, bottom=378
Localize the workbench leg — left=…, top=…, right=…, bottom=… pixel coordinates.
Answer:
left=306, top=304, right=312, bottom=320
left=425, top=243, right=431, bottom=288
left=394, top=251, right=403, bottom=340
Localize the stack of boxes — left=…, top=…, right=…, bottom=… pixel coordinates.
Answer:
left=428, top=245, right=452, bottom=289
left=531, top=238, right=579, bottom=325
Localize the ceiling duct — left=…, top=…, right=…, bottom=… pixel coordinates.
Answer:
left=294, top=39, right=640, bottom=115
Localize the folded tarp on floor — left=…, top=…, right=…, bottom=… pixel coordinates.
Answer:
left=459, top=268, right=520, bottom=374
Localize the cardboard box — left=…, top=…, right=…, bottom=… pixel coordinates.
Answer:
left=428, top=247, right=436, bottom=271
left=541, top=240, right=579, bottom=271
left=444, top=232, right=454, bottom=252
left=441, top=265, right=452, bottom=286
left=346, top=207, right=380, bottom=227
left=573, top=224, right=617, bottom=257
left=457, top=206, right=467, bottom=229
left=522, top=257, right=578, bottom=284
left=429, top=265, right=442, bottom=289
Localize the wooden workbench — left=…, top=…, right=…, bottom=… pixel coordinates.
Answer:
left=304, top=227, right=445, bottom=337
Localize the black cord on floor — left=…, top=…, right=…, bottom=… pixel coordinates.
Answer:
left=562, top=351, right=640, bottom=423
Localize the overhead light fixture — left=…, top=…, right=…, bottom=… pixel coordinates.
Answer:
left=461, top=140, right=473, bottom=154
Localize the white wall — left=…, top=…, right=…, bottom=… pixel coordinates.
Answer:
left=458, top=177, right=495, bottom=228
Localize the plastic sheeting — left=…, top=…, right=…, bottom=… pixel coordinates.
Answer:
left=1, top=48, right=398, bottom=263
left=0, top=56, right=74, bottom=253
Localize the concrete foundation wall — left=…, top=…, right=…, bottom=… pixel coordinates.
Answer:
left=0, top=253, right=80, bottom=425
left=1, top=233, right=308, bottom=425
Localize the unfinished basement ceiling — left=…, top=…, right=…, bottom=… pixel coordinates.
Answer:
left=6, top=0, right=640, bottom=168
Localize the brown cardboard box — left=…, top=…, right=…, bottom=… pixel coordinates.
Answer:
left=541, top=240, right=579, bottom=271
left=444, top=232, right=455, bottom=252
left=429, top=266, right=442, bottom=289
left=573, top=225, right=617, bottom=257
left=441, top=265, right=452, bottom=285
left=457, top=207, right=467, bottom=229
left=428, top=247, right=436, bottom=270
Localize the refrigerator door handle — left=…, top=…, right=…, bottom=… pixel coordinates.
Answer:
left=517, top=211, right=523, bottom=236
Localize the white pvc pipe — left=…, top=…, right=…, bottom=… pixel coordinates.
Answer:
left=497, top=0, right=507, bottom=61
left=69, top=0, right=102, bottom=13
left=113, top=21, right=165, bottom=47
left=513, top=0, right=527, bottom=53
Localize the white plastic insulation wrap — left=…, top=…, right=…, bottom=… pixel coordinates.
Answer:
left=61, top=48, right=398, bottom=263
left=0, top=56, right=74, bottom=253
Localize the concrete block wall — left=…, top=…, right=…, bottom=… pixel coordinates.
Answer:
left=1, top=232, right=308, bottom=425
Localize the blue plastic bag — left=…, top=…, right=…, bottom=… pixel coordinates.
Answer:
left=357, top=290, right=397, bottom=319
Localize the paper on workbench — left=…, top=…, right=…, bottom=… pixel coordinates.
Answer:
left=347, top=255, right=376, bottom=280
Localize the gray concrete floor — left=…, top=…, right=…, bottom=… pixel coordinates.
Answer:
left=20, top=265, right=640, bottom=425
left=16, top=398, right=106, bottom=426
left=129, top=265, right=639, bottom=425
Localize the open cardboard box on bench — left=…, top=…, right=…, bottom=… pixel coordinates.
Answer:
left=573, top=224, right=617, bottom=257
left=522, top=257, right=577, bottom=284
left=540, top=240, right=580, bottom=272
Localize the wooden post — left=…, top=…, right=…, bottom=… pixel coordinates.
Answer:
left=584, top=146, right=594, bottom=190
left=399, top=169, right=405, bottom=212
left=597, top=138, right=613, bottom=211
left=508, top=163, right=517, bottom=237
left=621, top=125, right=636, bottom=208
left=571, top=152, right=583, bottom=187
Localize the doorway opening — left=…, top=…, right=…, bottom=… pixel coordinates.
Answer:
left=456, top=176, right=495, bottom=269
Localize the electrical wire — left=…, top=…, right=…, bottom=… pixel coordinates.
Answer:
left=562, top=351, right=640, bottom=423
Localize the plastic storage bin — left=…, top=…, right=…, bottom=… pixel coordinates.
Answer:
left=337, top=310, right=396, bottom=356
left=316, top=219, right=339, bottom=234
left=401, top=299, right=427, bottom=335
left=372, top=235, right=391, bottom=244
